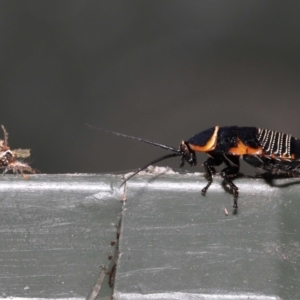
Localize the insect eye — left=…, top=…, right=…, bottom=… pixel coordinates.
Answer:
left=179, top=142, right=197, bottom=166
left=180, top=141, right=189, bottom=154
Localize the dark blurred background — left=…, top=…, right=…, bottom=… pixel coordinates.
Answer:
left=1, top=1, right=300, bottom=174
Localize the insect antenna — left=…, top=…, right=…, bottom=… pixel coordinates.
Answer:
left=86, top=124, right=185, bottom=185
left=86, top=124, right=181, bottom=153
left=121, top=152, right=182, bottom=187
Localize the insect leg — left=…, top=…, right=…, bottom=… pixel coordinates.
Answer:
left=244, top=154, right=300, bottom=177
left=220, top=155, right=240, bottom=208
left=290, top=164, right=300, bottom=177
left=202, top=155, right=223, bottom=196
left=277, top=160, right=300, bottom=176
left=243, top=155, right=274, bottom=172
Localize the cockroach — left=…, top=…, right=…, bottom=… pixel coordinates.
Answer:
left=0, top=125, right=35, bottom=176
left=87, top=125, right=300, bottom=208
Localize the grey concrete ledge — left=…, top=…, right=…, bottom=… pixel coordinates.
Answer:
left=0, top=172, right=299, bottom=300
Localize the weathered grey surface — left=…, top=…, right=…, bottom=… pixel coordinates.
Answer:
left=1, top=172, right=300, bottom=300
left=0, top=174, right=122, bottom=300
left=115, top=172, right=300, bottom=300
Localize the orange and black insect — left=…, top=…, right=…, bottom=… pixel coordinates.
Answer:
left=88, top=125, right=300, bottom=208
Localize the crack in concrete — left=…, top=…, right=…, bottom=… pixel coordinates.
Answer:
left=86, top=176, right=126, bottom=300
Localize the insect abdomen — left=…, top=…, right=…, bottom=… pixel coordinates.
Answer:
left=291, top=138, right=300, bottom=159
left=256, top=128, right=295, bottom=159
